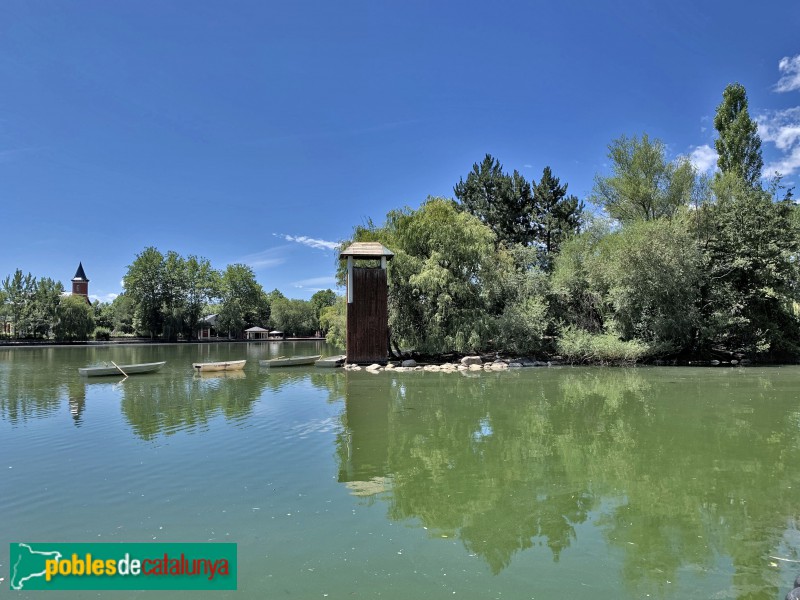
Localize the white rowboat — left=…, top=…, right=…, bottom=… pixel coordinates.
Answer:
left=192, top=360, right=246, bottom=373
left=259, top=355, right=321, bottom=367
left=78, top=361, right=166, bottom=377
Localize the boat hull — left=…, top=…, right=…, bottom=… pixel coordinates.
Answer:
left=192, top=360, right=246, bottom=373
left=259, top=355, right=321, bottom=367
left=315, top=355, right=346, bottom=368
left=78, top=361, right=166, bottom=377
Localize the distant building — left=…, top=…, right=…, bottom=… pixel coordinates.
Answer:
left=67, top=262, right=92, bottom=305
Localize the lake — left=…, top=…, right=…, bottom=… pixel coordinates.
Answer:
left=2, top=342, right=800, bottom=599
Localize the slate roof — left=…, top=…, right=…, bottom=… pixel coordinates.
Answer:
left=72, top=262, right=89, bottom=281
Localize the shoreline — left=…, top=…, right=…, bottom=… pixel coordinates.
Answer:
left=0, top=337, right=326, bottom=349
left=0, top=339, right=791, bottom=367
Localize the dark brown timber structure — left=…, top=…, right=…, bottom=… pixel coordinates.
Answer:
left=340, top=242, right=394, bottom=364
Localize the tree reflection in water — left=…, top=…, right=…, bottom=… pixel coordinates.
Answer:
left=336, top=367, right=800, bottom=598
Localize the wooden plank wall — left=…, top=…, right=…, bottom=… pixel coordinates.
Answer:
left=346, top=267, right=388, bottom=363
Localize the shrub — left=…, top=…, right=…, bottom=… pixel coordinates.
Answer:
left=94, top=327, right=111, bottom=341
left=557, top=327, right=649, bottom=364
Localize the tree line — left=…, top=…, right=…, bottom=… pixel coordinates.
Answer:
left=0, top=249, right=337, bottom=342
left=340, top=83, right=798, bottom=362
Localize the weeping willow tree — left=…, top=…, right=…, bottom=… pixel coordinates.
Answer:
left=342, top=197, right=550, bottom=355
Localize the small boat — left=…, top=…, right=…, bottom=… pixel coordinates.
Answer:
left=315, top=355, right=346, bottom=368
left=259, top=355, right=321, bottom=367
left=78, top=361, right=166, bottom=377
left=192, top=360, right=246, bottom=373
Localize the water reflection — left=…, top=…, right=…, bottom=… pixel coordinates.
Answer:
left=336, top=367, right=800, bottom=597
left=0, top=348, right=64, bottom=423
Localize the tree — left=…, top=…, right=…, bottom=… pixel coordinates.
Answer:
left=123, top=247, right=167, bottom=338
left=591, top=134, right=697, bottom=223
left=2, top=270, right=35, bottom=339
left=217, top=264, right=268, bottom=337
left=54, top=294, right=95, bottom=341
left=697, top=173, right=799, bottom=355
left=162, top=251, right=188, bottom=341
left=320, top=296, right=346, bottom=348
left=271, top=297, right=316, bottom=337
left=349, top=197, right=504, bottom=354
left=310, top=289, right=337, bottom=332
left=28, top=277, right=64, bottom=338
left=182, top=255, right=220, bottom=341
left=532, top=166, right=583, bottom=265
left=714, top=83, right=763, bottom=188
left=92, top=300, right=114, bottom=330
left=454, top=155, right=533, bottom=246
left=110, top=293, right=135, bottom=334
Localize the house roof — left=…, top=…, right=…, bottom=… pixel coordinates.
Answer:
left=339, top=242, right=394, bottom=260
left=72, top=262, right=89, bottom=281
left=244, top=326, right=269, bottom=332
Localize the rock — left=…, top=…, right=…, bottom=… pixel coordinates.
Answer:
left=740, top=359, right=752, bottom=365
left=786, top=587, right=800, bottom=600
left=366, top=363, right=382, bottom=371
left=461, top=356, right=483, bottom=366
left=457, top=364, right=468, bottom=370
left=710, top=360, right=720, bottom=366
left=401, top=359, right=417, bottom=367
left=730, top=359, right=738, bottom=366
left=424, top=365, right=441, bottom=372
left=491, top=362, right=508, bottom=370
left=547, top=361, right=561, bottom=366
left=350, top=365, right=362, bottom=371
left=385, top=363, right=395, bottom=370
left=468, top=364, right=482, bottom=371
left=532, top=360, right=548, bottom=367
left=508, top=362, right=523, bottom=368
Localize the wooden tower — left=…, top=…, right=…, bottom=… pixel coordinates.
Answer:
left=71, top=262, right=91, bottom=304
left=339, top=242, right=394, bottom=364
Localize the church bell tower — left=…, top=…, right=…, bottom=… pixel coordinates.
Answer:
left=71, top=262, right=90, bottom=304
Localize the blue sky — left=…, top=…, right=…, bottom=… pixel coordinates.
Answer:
left=2, top=1, right=799, bottom=302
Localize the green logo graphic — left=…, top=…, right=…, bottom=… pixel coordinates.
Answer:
left=9, top=543, right=237, bottom=590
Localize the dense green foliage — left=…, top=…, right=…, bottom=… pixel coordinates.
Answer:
left=54, top=294, right=95, bottom=341
left=343, top=197, right=551, bottom=355
left=591, top=134, right=698, bottom=223
left=454, top=155, right=583, bottom=260
left=270, top=297, right=317, bottom=337
left=320, top=296, right=346, bottom=348
left=216, top=264, right=269, bottom=338
left=0, top=270, right=65, bottom=339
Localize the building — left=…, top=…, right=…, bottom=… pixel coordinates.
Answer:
left=71, top=263, right=91, bottom=304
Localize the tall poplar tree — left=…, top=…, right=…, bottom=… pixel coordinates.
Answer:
left=713, top=83, right=763, bottom=188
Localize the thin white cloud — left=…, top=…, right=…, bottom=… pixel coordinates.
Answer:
left=274, top=233, right=339, bottom=251
left=688, top=144, right=718, bottom=174
left=291, top=276, right=338, bottom=289
left=775, top=55, right=800, bottom=93
left=234, top=247, right=288, bottom=270
left=758, top=108, right=800, bottom=177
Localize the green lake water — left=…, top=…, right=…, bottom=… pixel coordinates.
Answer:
left=3, top=342, right=800, bottom=599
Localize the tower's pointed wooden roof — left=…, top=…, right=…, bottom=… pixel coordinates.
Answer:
left=339, top=242, right=394, bottom=260
left=72, top=262, right=89, bottom=282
